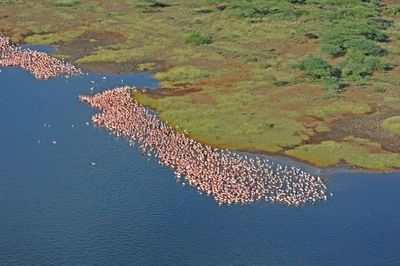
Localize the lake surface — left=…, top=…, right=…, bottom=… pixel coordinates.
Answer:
left=1, top=63, right=400, bottom=265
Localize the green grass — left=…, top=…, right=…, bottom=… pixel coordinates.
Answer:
left=382, top=116, right=400, bottom=133
left=286, top=138, right=400, bottom=170
left=305, top=100, right=371, bottom=119
left=155, top=66, right=211, bottom=87
left=24, top=30, right=86, bottom=45
left=50, top=1, right=81, bottom=8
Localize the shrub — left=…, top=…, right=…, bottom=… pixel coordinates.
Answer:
left=225, top=1, right=262, bottom=19
left=320, top=20, right=388, bottom=57
left=295, top=9, right=309, bottom=16
left=345, top=49, right=367, bottom=63
left=262, top=75, right=277, bottom=85
left=364, top=56, right=385, bottom=72
left=321, top=44, right=342, bottom=57
left=264, top=123, right=275, bottom=129
left=294, top=56, right=339, bottom=81
left=50, top=1, right=80, bottom=8
left=337, top=60, right=364, bottom=80
left=134, top=0, right=169, bottom=10
left=204, top=0, right=229, bottom=8
left=194, top=19, right=204, bottom=25
left=245, top=56, right=257, bottom=63
left=343, top=37, right=384, bottom=56
left=374, top=87, right=386, bottom=93
left=259, top=63, right=271, bottom=69
left=185, top=32, right=212, bottom=45
left=339, top=6, right=378, bottom=19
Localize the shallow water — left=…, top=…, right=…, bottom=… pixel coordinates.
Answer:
left=1, top=64, right=400, bottom=265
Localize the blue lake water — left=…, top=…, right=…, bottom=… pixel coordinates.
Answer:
left=1, top=64, right=400, bottom=265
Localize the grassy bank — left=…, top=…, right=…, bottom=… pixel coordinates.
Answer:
left=1, top=0, right=400, bottom=170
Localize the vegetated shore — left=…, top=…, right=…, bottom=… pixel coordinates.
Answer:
left=1, top=0, right=400, bottom=171
left=59, top=40, right=400, bottom=173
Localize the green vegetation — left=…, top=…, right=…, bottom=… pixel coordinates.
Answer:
left=382, top=116, right=400, bottom=133
left=286, top=137, right=400, bottom=170
left=2, top=0, right=400, bottom=170
left=294, top=56, right=339, bottom=82
left=133, top=0, right=169, bottom=10
left=155, top=66, right=211, bottom=86
left=50, top=1, right=81, bottom=8
left=185, top=32, right=212, bottom=45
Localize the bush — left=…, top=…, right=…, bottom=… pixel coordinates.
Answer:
left=225, top=1, right=263, bottom=19
left=134, top=0, right=169, bottom=10
left=343, top=37, right=384, bottom=56
left=185, top=32, right=212, bottom=45
left=364, top=57, right=385, bottom=72
left=339, top=6, right=378, bottom=19
left=374, top=87, right=386, bottom=93
left=294, top=56, right=340, bottom=81
left=320, top=20, right=388, bottom=57
left=321, top=44, right=342, bottom=57
left=337, top=60, right=363, bottom=80
left=245, top=56, right=257, bottom=63
left=50, top=1, right=80, bottom=7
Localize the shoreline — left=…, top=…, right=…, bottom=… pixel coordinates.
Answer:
left=2, top=38, right=400, bottom=173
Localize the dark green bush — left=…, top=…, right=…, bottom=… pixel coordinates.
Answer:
left=50, top=1, right=80, bottom=8
left=294, top=56, right=339, bottom=81
left=338, top=6, right=378, bottom=19
left=343, top=37, right=384, bottom=56
left=374, top=87, right=386, bottom=93
left=194, top=19, right=204, bottom=25
left=364, top=57, right=385, bottom=72
left=225, top=1, right=263, bottom=19
left=321, top=44, right=342, bottom=57
left=134, top=0, right=169, bottom=10
left=245, top=56, right=257, bottom=63
left=295, top=9, right=309, bottom=16
left=336, top=60, right=370, bottom=81
left=185, top=32, right=212, bottom=45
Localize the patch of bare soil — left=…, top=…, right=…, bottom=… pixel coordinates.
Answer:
left=145, top=85, right=202, bottom=98
left=54, top=30, right=172, bottom=74
left=309, top=111, right=400, bottom=153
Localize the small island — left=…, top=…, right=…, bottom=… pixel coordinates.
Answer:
left=1, top=0, right=400, bottom=170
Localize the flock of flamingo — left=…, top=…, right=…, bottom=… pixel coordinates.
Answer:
left=1, top=36, right=328, bottom=207
left=0, top=36, right=81, bottom=79
left=79, top=88, right=328, bottom=206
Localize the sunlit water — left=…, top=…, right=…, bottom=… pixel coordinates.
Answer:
left=1, top=60, right=400, bottom=265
